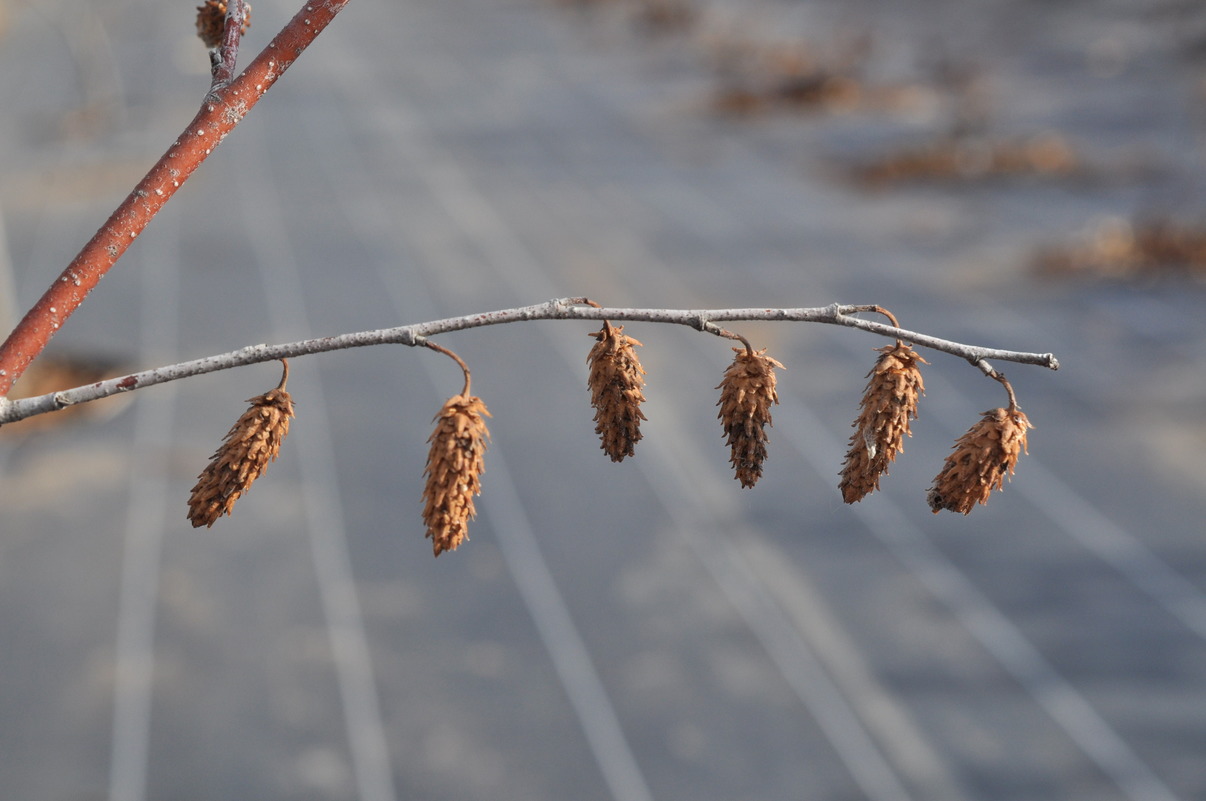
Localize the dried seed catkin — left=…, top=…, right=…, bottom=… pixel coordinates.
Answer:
left=839, top=343, right=926, bottom=503
left=716, top=347, right=784, bottom=488
left=187, top=383, right=294, bottom=528
left=422, top=394, right=491, bottom=556
left=927, top=406, right=1032, bottom=514
left=586, top=324, right=647, bottom=462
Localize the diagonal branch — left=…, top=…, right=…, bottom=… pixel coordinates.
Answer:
left=0, top=299, right=1059, bottom=425
left=0, top=0, right=353, bottom=398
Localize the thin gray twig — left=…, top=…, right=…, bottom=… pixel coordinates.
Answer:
left=0, top=299, right=1058, bottom=424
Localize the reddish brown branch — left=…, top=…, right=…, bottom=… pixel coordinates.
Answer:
left=0, top=0, right=352, bottom=397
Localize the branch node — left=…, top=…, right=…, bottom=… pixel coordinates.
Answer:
left=870, top=305, right=900, bottom=329
left=705, top=323, right=754, bottom=353
left=972, top=358, right=997, bottom=377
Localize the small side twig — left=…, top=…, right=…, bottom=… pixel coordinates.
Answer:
left=843, top=304, right=899, bottom=329
left=209, top=0, right=251, bottom=93
left=700, top=322, right=754, bottom=355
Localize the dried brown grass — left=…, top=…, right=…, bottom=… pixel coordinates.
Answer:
left=1035, top=217, right=1206, bottom=279
left=852, top=133, right=1078, bottom=187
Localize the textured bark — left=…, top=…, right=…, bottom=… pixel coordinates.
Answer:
left=0, top=0, right=352, bottom=397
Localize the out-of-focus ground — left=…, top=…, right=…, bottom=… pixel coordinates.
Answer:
left=2, top=0, right=1206, bottom=799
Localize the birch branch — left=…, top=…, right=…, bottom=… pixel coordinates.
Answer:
left=0, top=0, right=352, bottom=397
left=0, top=299, right=1058, bottom=425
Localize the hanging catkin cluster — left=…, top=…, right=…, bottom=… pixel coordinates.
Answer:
left=421, top=394, right=492, bottom=556
left=187, top=370, right=294, bottom=528
left=839, top=342, right=926, bottom=503
left=178, top=305, right=1041, bottom=549
left=586, top=323, right=648, bottom=462
left=927, top=405, right=1032, bottom=514
left=716, top=347, right=784, bottom=488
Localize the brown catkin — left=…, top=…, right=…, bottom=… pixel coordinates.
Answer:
left=839, top=342, right=927, bottom=503
left=586, top=324, right=647, bottom=462
left=196, top=1, right=251, bottom=49
left=716, top=347, right=784, bottom=488
left=422, top=394, right=491, bottom=556
left=187, top=381, right=294, bottom=528
left=927, top=406, right=1033, bottom=514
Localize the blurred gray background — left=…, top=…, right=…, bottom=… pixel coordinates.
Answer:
left=2, top=0, right=1206, bottom=799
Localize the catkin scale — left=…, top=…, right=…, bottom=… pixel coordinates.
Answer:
left=927, top=406, right=1032, bottom=514
left=586, top=323, right=647, bottom=462
left=716, top=347, right=783, bottom=488
left=839, top=342, right=926, bottom=503
left=187, top=377, right=294, bottom=528
left=422, top=394, right=491, bottom=556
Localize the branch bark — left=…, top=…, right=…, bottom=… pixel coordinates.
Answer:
left=0, top=299, right=1059, bottom=425
left=0, top=0, right=353, bottom=397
